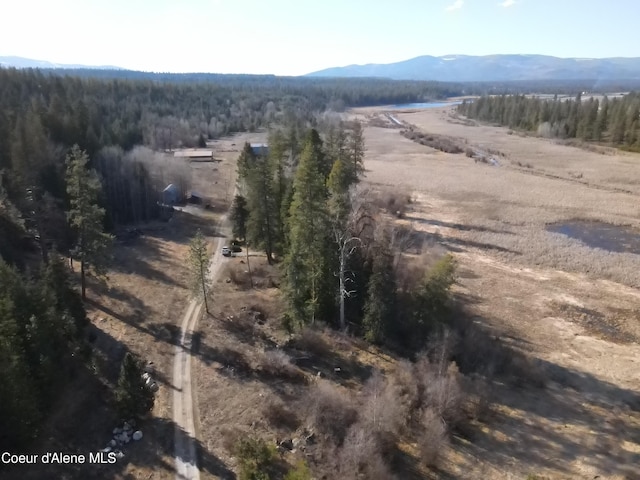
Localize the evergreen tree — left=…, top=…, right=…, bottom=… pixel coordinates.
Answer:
left=115, top=352, right=154, bottom=420
left=268, top=130, right=291, bottom=256
left=187, top=229, right=211, bottom=314
left=231, top=195, right=249, bottom=241
left=0, top=289, right=41, bottom=449
left=245, top=155, right=277, bottom=264
left=284, top=129, right=333, bottom=324
left=327, top=157, right=352, bottom=223
left=412, top=254, right=457, bottom=343
left=346, top=121, right=365, bottom=182
left=236, top=142, right=256, bottom=183
left=595, top=97, right=609, bottom=141
left=362, top=247, right=396, bottom=344
left=65, top=145, right=112, bottom=300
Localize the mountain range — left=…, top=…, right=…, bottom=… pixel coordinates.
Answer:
left=4, top=54, right=640, bottom=83
left=0, top=56, right=122, bottom=70
left=306, top=54, right=640, bottom=82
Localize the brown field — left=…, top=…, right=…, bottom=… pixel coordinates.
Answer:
left=353, top=105, right=640, bottom=479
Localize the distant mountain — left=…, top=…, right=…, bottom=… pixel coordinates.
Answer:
left=306, top=54, right=640, bottom=82
left=0, top=56, right=123, bottom=70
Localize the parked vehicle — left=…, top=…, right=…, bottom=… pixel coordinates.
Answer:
left=222, top=246, right=231, bottom=257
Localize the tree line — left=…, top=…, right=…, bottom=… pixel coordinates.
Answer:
left=457, top=92, right=640, bottom=151
left=233, top=121, right=457, bottom=350
left=0, top=142, right=163, bottom=452
left=0, top=66, right=468, bottom=267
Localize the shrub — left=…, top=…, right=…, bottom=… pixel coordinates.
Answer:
left=463, top=375, right=493, bottom=423
left=412, top=352, right=464, bottom=429
left=362, top=370, right=406, bottom=436
left=215, top=347, right=252, bottom=375
left=389, top=359, right=419, bottom=413
left=258, top=350, right=304, bottom=382
left=372, top=191, right=411, bottom=218
left=260, top=349, right=292, bottom=374
left=465, top=147, right=475, bottom=158
left=417, top=254, right=456, bottom=308
left=304, top=380, right=357, bottom=444
left=221, top=427, right=242, bottom=453
left=284, top=460, right=312, bottom=480
left=292, top=327, right=331, bottom=357
left=337, top=423, right=394, bottom=479
left=235, top=436, right=278, bottom=480
left=424, top=364, right=464, bottom=428
left=418, top=407, right=448, bottom=467
left=263, top=400, right=300, bottom=431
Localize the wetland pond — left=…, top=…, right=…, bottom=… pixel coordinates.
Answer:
left=547, top=220, right=640, bottom=254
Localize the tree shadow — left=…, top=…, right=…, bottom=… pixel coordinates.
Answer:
left=141, top=210, right=226, bottom=246
left=107, top=235, right=185, bottom=288
left=446, top=306, right=640, bottom=477
left=87, top=298, right=172, bottom=346
left=404, top=216, right=515, bottom=236
left=283, top=345, right=373, bottom=388
left=416, top=228, right=521, bottom=255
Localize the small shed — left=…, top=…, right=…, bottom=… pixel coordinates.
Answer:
left=250, top=143, right=269, bottom=157
left=162, top=184, right=181, bottom=205
left=187, top=191, right=203, bottom=204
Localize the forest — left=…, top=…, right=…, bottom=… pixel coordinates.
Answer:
left=1, top=64, right=616, bottom=459
left=234, top=122, right=456, bottom=350
left=0, top=67, right=462, bottom=452
left=457, top=92, right=640, bottom=151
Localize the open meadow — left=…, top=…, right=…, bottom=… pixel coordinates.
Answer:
left=351, top=104, right=640, bottom=479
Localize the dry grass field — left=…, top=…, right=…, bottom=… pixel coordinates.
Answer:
left=353, top=105, right=640, bottom=479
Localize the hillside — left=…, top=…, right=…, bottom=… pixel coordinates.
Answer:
left=0, top=55, right=122, bottom=70
left=306, top=54, right=640, bottom=82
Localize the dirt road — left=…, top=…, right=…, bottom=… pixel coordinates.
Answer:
left=173, top=219, right=228, bottom=480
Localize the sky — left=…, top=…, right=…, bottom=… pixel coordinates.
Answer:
left=1, top=0, right=639, bottom=75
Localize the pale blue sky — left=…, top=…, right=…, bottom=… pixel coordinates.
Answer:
left=1, top=0, right=638, bottom=75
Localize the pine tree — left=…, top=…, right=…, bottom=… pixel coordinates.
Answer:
left=268, top=130, right=291, bottom=256
left=285, top=129, right=333, bottom=324
left=595, top=97, right=609, bottom=142
left=362, top=248, right=396, bottom=344
left=346, top=121, right=365, bottom=182
left=236, top=142, right=256, bottom=184
left=246, top=155, right=277, bottom=264
left=115, top=352, right=154, bottom=420
left=187, top=229, right=211, bottom=314
left=412, top=254, right=457, bottom=341
left=231, top=195, right=249, bottom=241
left=65, top=145, right=112, bottom=300
left=0, top=285, right=41, bottom=449
left=327, top=157, right=352, bottom=224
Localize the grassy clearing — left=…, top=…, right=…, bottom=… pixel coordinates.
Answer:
left=352, top=104, right=640, bottom=479
left=361, top=119, right=640, bottom=288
